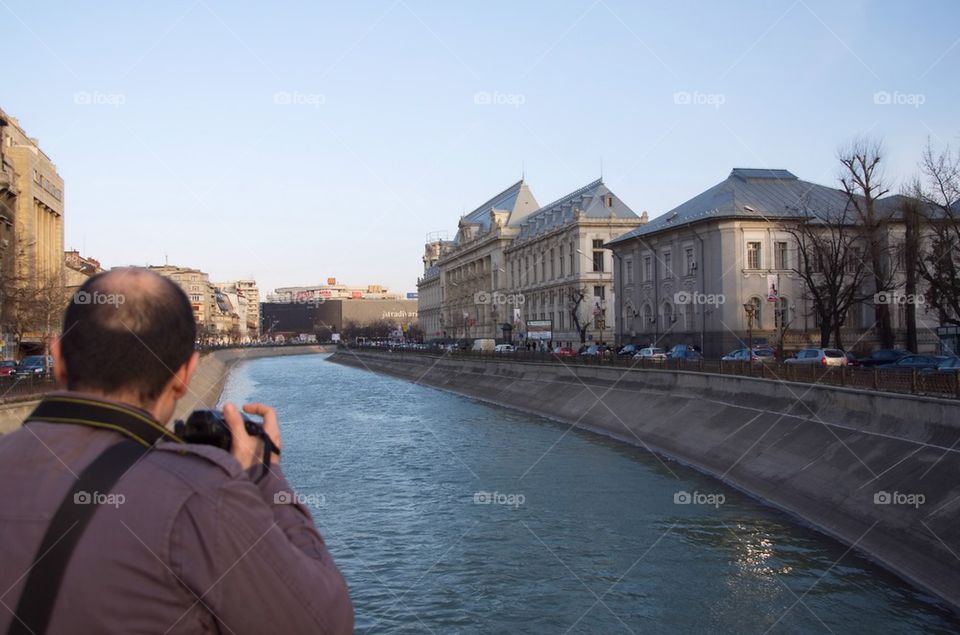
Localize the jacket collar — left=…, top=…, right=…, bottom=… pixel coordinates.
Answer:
left=24, top=393, right=183, bottom=448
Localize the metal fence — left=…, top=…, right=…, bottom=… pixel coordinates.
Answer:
left=345, top=345, right=960, bottom=400
left=0, top=376, right=57, bottom=404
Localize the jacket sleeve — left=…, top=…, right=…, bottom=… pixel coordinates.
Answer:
left=169, top=466, right=354, bottom=634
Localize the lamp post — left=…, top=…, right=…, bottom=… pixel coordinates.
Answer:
left=743, top=302, right=756, bottom=356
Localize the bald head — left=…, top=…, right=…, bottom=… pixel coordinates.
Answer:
left=59, top=268, right=197, bottom=403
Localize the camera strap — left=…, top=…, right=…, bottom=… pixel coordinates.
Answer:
left=8, top=396, right=180, bottom=635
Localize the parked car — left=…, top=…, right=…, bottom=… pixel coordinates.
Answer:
left=493, top=344, right=515, bottom=353
left=784, top=348, right=848, bottom=366
left=721, top=348, right=746, bottom=362
left=923, top=356, right=960, bottom=373
left=844, top=352, right=861, bottom=367
left=552, top=346, right=577, bottom=357
left=471, top=338, right=496, bottom=352
left=667, top=344, right=703, bottom=362
left=0, top=360, right=17, bottom=377
left=633, top=347, right=667, bottom=361
left=617, top=344, right=638, bottom=357
left=579, top=344, right=602, bottom=356
left=721, top=347, right=775, bottom=363
left=15, top=355, right=54, bottom=377
left=857, top=349, right=912, bottom=367
left=879, top=354, right=950, bottom=371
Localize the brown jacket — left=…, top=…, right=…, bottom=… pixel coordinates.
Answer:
left=0, top=394, right=353, bottom=634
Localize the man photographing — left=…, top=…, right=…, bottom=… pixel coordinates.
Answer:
left=0, top=268, right=353, bottom=634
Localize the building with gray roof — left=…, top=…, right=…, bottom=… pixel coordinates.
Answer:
left=607, top=168, right=939, bottom=356
left=418, top=177, right=644, bottom=345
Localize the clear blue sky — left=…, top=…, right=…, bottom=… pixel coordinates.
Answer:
left=2, top=0, right=958, bottom=297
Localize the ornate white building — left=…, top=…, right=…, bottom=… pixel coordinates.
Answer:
left=418, top=178, right=644, bottom=345
left=608, top=168, right=940, bottom=356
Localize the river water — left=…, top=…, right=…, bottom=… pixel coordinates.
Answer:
left=219, top=353, right=960, bottom=634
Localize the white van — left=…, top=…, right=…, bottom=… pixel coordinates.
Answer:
left=471, top=338, right=496, bottom=352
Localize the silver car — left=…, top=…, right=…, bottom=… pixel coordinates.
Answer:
left=784, top=348, right=848, bottom=366
left=633, top=347, right=667, bottom=361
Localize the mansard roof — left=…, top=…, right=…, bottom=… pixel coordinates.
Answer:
left=608, top=168, right=855, bottom=245
left=514, top=178, right=638, bottom=243
left=456, top=179, right=539, bottom=238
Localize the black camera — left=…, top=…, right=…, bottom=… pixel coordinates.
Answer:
left=174, top=409, right=264, bottom=451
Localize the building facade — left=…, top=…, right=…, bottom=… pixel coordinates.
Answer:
left=261, top=298, right=418, bottom=341
left=235, top=280, right=261, bottom=340
left=148, top=265, right=213, bottom=325
left=416, top=265, right=442, bottom=340
left=418, top=178, right=643, bottom=346
left=608, top=168, right=940, bottom=357
left=431, top=180, right=540, bottom=341
left=0, top=110, right=64, bottom=285
left=64, top=250, right=103, bottom=291
left=504, top=179, right=643, bottom=347
left=216, top=280, right=261, bottom=342
left=0, top=110, right=66, bottom=356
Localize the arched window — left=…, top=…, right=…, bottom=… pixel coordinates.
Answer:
left=641, top=303, right=653, bottom=326
left=662, top=301, right=675, bottom=325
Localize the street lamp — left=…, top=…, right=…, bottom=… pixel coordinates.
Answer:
left=743, top=301, right=757, bottom=355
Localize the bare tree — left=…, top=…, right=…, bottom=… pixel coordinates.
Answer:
left=0, top=269, right=68, bottom=361
left=566, top=286, right=593, bottom=344
left=786, top=202, right=870, bottom=348
left=899, top=191, right=924, bottom=351
left=914, top=142, right=960, bottom=326
left=838, top=137, right=897, bottom=347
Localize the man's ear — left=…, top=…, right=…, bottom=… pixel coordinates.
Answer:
left=51, top=339, right=67, bottom=386
left=171, top=352, right=200, bottom=399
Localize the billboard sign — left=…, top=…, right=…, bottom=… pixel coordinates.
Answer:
left=527, top=319, right=553, bottom=341
left=407, top=292, right=419, bottom=299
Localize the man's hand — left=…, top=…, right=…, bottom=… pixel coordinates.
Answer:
left=224, top=402, right=283, bottom=471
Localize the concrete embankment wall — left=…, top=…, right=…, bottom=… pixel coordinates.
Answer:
left=330, top=349, right=960, bottom=611
left=0, top=345, right=334, bottom=434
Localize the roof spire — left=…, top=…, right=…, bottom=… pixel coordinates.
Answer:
left=521, top=159, right=525, bottom=181
left=600, top=156, right=603, bottom=180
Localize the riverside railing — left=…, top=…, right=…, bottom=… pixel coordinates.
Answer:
left=344, top=345, right=960, bottom=400
left=0, top=376, right=58, bottom=404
